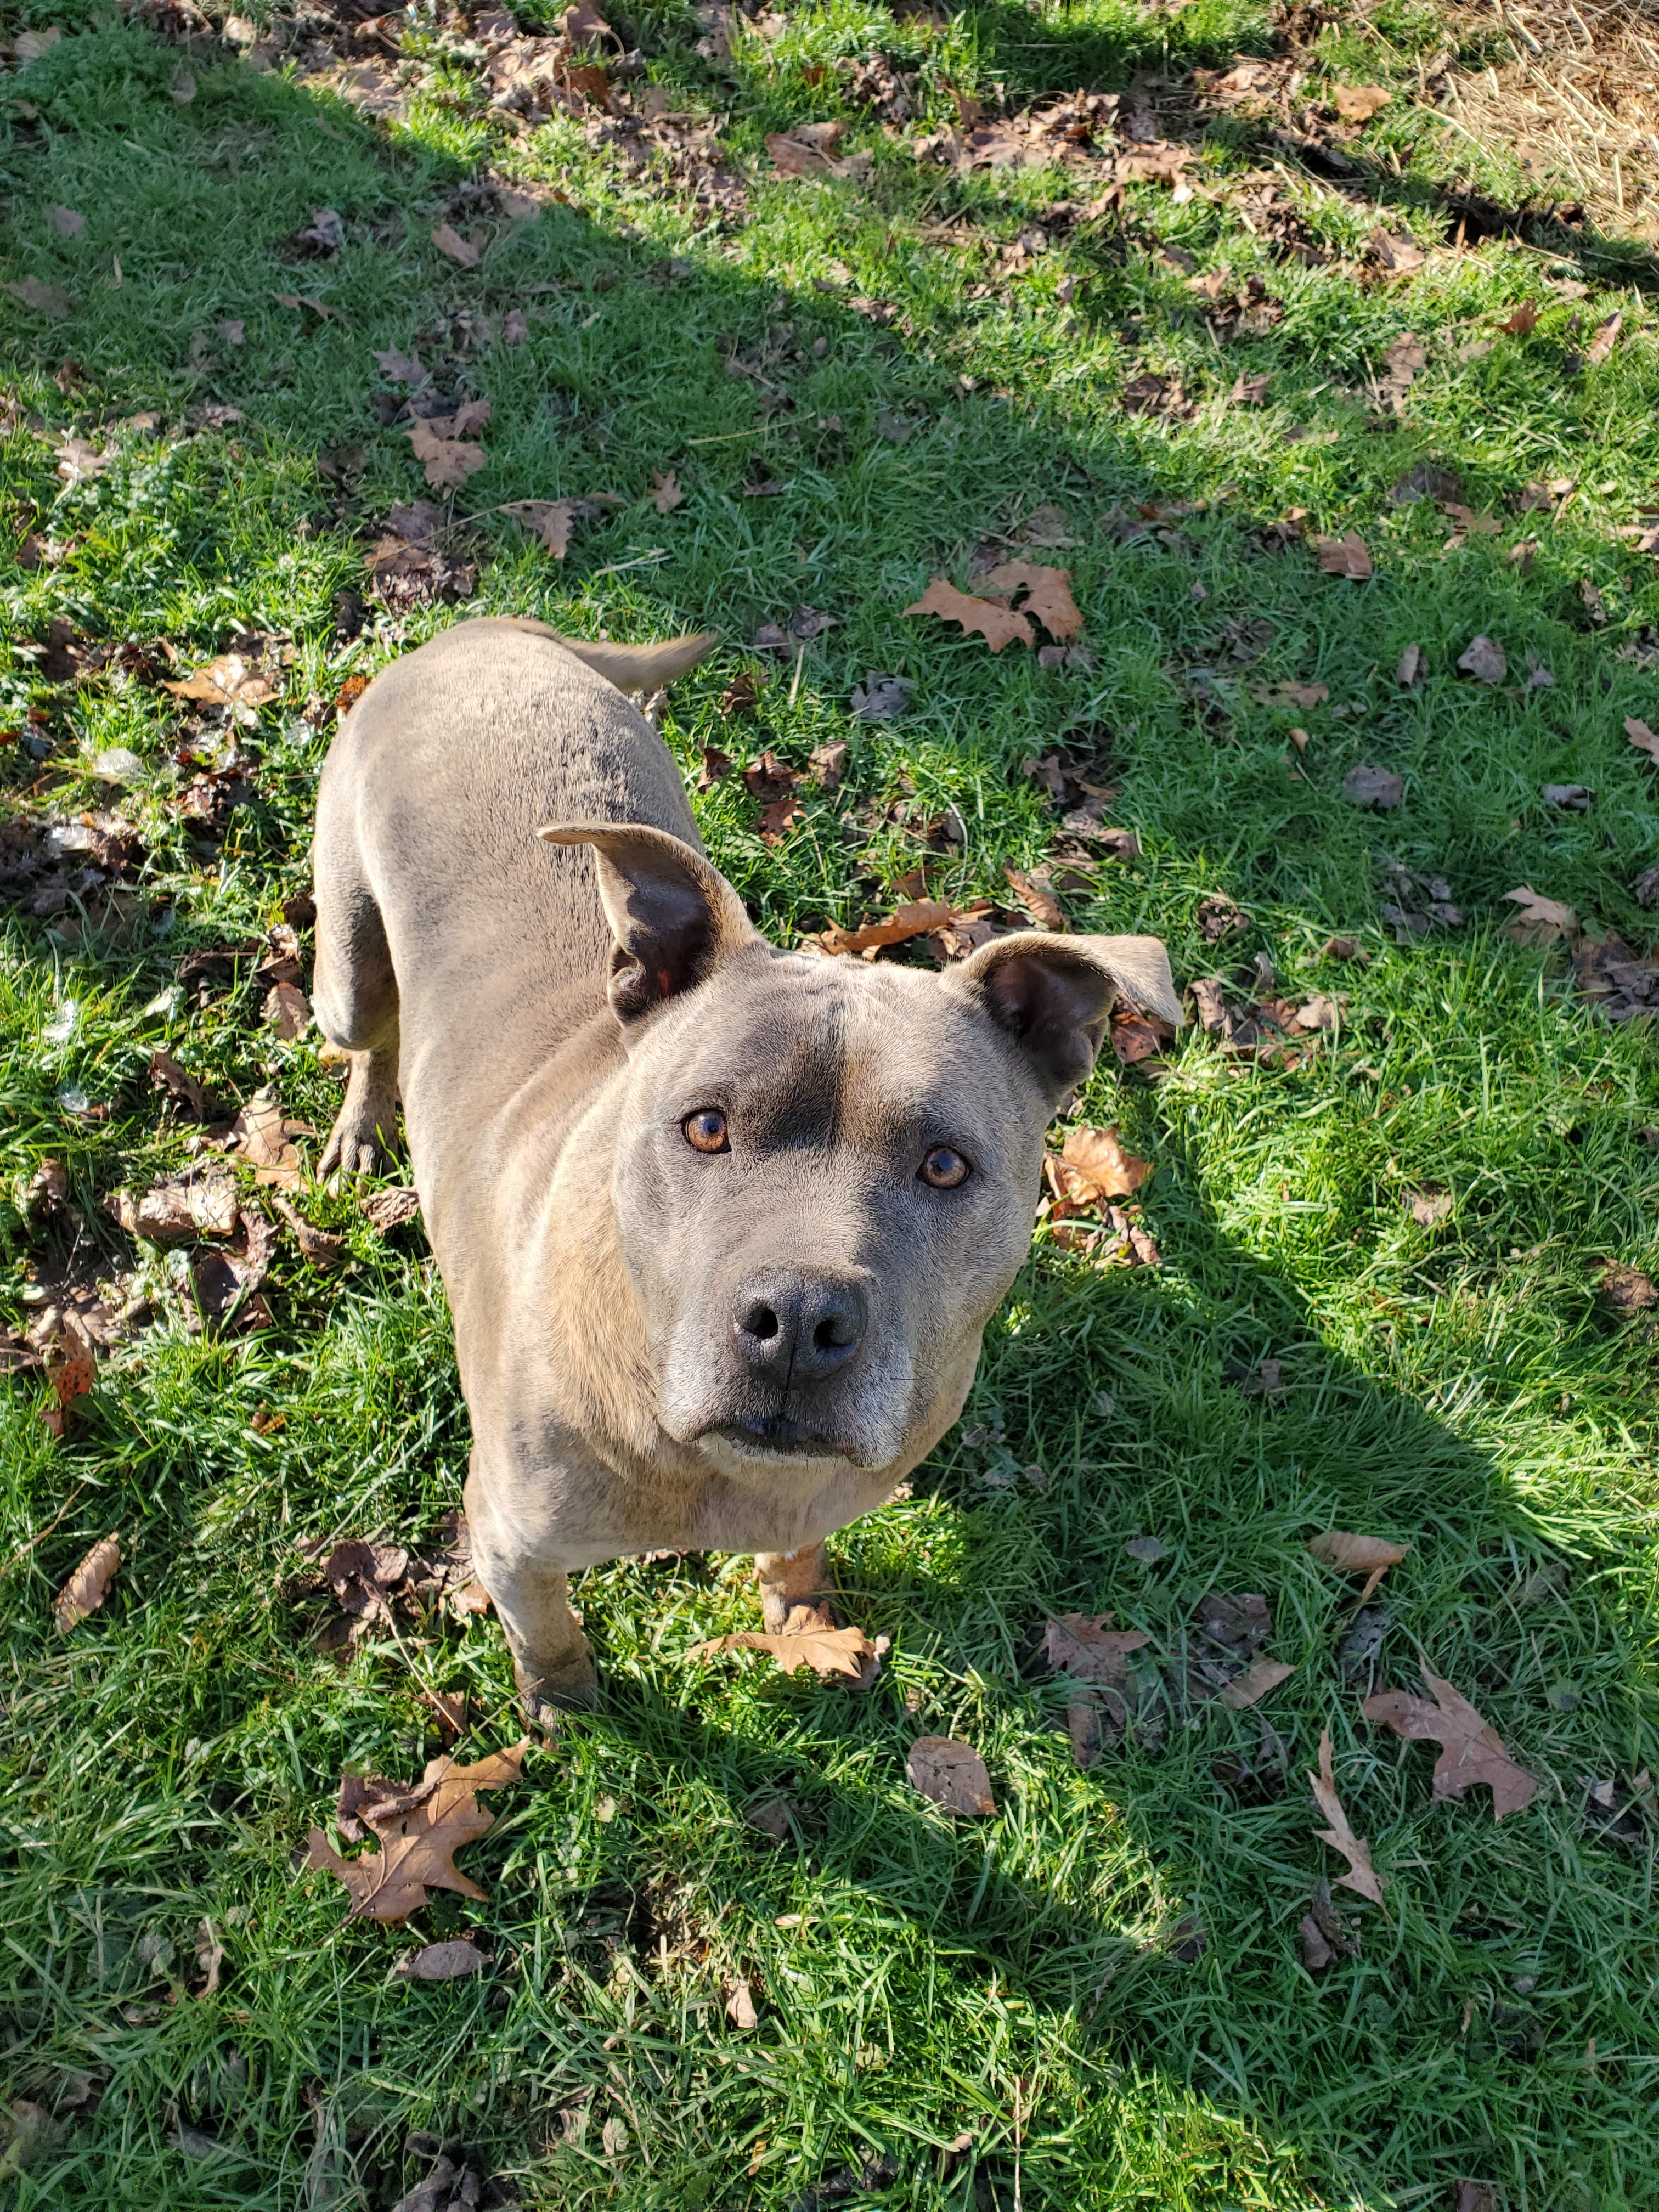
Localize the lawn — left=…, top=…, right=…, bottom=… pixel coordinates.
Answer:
left=3, top=0, right=1659, bottom=2205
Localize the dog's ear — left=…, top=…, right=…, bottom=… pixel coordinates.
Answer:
left=537, top=822, right=761, bottom=1023
left=953, top=930, right=1181, bottom=1100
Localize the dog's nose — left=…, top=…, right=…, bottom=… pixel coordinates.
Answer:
left=731, top=1272, right=867, bottom=1385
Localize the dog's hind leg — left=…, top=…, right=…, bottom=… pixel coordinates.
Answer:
left=312, top=786, right=402, bottom=1182
left=755, top=1541, right=842, bottom=1635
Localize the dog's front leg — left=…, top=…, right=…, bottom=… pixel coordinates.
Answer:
left=465, top=1463, right=597, bottom=1721
left=755, top=1541, right=842, bottom=1635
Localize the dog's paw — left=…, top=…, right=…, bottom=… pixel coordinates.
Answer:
left=318, top=1111, right=398, bottom=1187
left=515, top=1654, right=599, bottom=1729
left=760, top=1593, right=845, bottom=1637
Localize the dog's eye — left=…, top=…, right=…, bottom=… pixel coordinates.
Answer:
left=684, top=1109, right=730, bottom=1154
left=920, top=1145, right=970, bottom=1189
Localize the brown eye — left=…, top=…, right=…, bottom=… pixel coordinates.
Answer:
left=921, top=1145, right=969, bottom=1189
left=684, top=1109, right=729, bottom=1154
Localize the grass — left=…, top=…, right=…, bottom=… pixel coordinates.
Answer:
left=2, top=0, right=1659, bottom=2205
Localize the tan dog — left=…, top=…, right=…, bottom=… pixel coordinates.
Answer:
left=311, top=617, right=1180, bottom=1718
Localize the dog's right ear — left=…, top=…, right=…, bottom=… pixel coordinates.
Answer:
left=537, top=822, right=761, bottom=1023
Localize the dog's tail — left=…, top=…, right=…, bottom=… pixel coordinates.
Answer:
left=505, top=617, right=719, bottom=695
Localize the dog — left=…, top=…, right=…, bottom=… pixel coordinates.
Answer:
left=311, top=616, right=1181, bottom=1718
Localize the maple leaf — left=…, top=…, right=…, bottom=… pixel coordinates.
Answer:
left=1307, top=1531, right=1409, bottom=1605
left=687, top=1626, right=883, bottom=1680
left=53, top=1533, right=121, bottom=1632
left=906, top=1735, right=996, bottom=1815
left=983, top=560, right=1084, bottom=644
left=819, top=900, right=951, bottom=956
left=1331, top=83, right=1390, bottom=121
left=1364, top=1668, right=1539, bottom=1819
left=304, top=1740, right=530, bottom=1921
left=1308, top=1728, right=1387, bottom=1902
left=904, top=577, right=1034, bottom=653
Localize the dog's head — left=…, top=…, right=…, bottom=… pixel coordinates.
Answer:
left=539, top=823, right=1180, bottom=1486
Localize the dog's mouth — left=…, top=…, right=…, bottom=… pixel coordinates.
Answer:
left=711, top=1414, right=851, bottom=1460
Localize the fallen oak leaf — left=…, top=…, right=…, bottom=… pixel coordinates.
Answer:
left=651, top=469, right=685, bottom=513
left=432, top=223, right=481, bottom=268
left=1059, top=1125, right=1150, bottom=1199
left=1457, top=634, right=1506, bottom=684
left=271, top=1193, right=347, bottom=1267
left=687, top=1626, right=884, bottom=1680
left=904, top=577, right=1034, bottom=653
left=304, top=1740, right=529, bottom=1921
left=1316, top=532, right=1373, bottom=579
left=1331, top=83, right=1391, bottom=122
left=396, top=1937, right=486, bottom=1980
left=163, top=654, right=279, bottom=708
left=1042, top=1614, right=1153, bottom=1681
left=819, top=900, right=950, bottom=956
left=1221, top=1657, right=1295, bottom=1708
left=1586, top=312, right=1622, bottom=366
left=1308, top=1531, right=1409, bottom=1605
left=231, top=1086, right=314, bottom=1188
left=906, top=1735, right=995, bottom=1815
left=1502, top=884, right=1577, bottom=947
left=53, top=1532, right=121, bottom=1632
left=40, top=1324, right=95, bottom=1438
left=1363, top=1666, right=1539, bottom=1819
left=1625, top=716, right=1659, bottom=764
left=983, top=560, right=1083, bottom=644
left=1308, top=1726, right=1387, bottom=1902
left=1003, top=863, right=1065, bottom=929
left=407, top=418, right=487, bottom=489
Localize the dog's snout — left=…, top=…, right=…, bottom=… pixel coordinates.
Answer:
left=732, top=1272, right=867, bottom=1384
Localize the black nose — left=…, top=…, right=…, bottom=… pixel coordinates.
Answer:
left=732, top=1272, right=867, bottom=1385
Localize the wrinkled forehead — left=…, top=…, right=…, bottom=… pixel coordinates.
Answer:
left=640, top=952, right=1020, bottom=1141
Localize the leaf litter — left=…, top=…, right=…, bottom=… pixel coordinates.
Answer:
left=906, top=1736, right=996, bottom=1815
left=1308, top=1728, right=1387, bottom=1903
left=687, top=1625, right=888, bottom=1683
left=1308, top=1531, right=1410, bottom=1605
left=53, top=1533, right=121, bottom=1632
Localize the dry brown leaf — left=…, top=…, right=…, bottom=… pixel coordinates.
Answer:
left=499, top=498, right=583, bottom=556
left=272, top=1194, right=347, bottom=1268
left=724, top=1977, right=758, bottom=2029
left=1307, top=1531, right=1409, bottom=1605
left=1331, top=83, right=1391, bottom=121
left=432, top=223, right=481, bottom=268
left=1596, top=1260, right=1658, bottom=1317
left=1363, top=1667, right=1538, bottom=1819
left=1457, top=634, right=1506, bottom=684
left=395, top=1938, right=486, bottom=1980
left=1587, top=312, right=1622, bottom=366
left=906, top=1735, right=996, bottom=1815
left=1625, top=716, right=1659, bottom=764
left=306, top=1741, right=528, bottom=1921
left=1308, top=1727, right=1387, bottom=1902
left=820, top=900, right=950, bottom=955
left=1342, top=764, right=1403, bottom=809
left=106, top=1166, right=238, bottom=1244
left=1255, top=680, right=1328, bottom=711
left=688, top=1626, right=881, bottom=1680
left=362, top=1186, right=421, bottom=1232
left=1502, top=884, right=1577, bottom=947
left=768, top=127, right=848, bottom=177
left=1042, top=1614, right=1153, bottom=1680
left=904, top=577, right=1034, bottom=653
left=407, top=418, right=487, bottom=490
left=163, top=655, right=279, bottom=708
left=53, top=1533, right=121, bottom=1633
left=1497, top=300, right=1538, bottom=337
left=40, top=1324, right=95, bottom=1438
left=651, top=469, right=685, bottom=513
left=1396, top=642, right=1423, bottom=687
left=1003, top=864, right=1065, bottom=930
left=1060, top=1126, right=1151, bottom=1200
left=232, top=1086, right=313, bottom=1188
left=1316, top=532, right=1373, bottom=579
left=1221, top=1657, right=1295, bottom=1709
left=263, top=979, right=311, bottom=1040
left=808, top=738, right=848, bottom=789
left=983, top=560, right=1083, bottom=644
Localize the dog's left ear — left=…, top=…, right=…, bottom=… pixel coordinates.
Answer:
left=953, top=930, right=1181, bottom=1101
left=537, top=822, right=762, bottom=1023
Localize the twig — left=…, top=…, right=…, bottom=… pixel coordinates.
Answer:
left=0, top=1482, right=87, bottom=1582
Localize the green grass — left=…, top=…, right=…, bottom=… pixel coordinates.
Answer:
left=3, top=2, right=1659, bottom=2206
